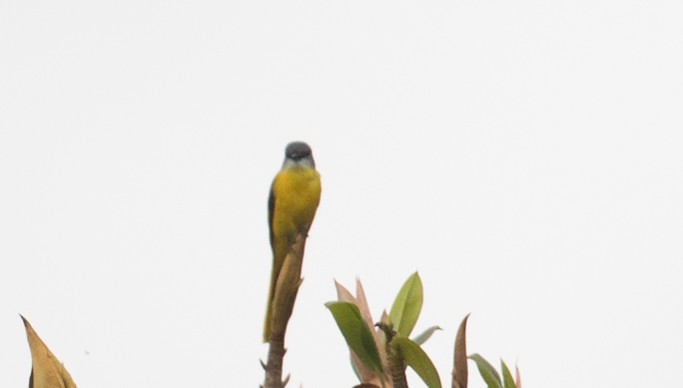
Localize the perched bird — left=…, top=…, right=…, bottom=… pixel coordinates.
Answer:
left=264, top=141, right=321, bottom=342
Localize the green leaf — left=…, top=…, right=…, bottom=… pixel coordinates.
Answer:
left=501, top=360, right=516, bottom=388
left=412, top=325, right=442, bottom=345
left=392, top=337, right=442, bottom=388
left=469, top=353, right=502, bottom=388
left=389, top=272, right=423, bottom=337
left=326, top=301, right=384, bottom=375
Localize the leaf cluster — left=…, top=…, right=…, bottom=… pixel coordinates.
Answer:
left=327, top=273, right=522, bottom=388
left=327, top=273, right=441, bottom=388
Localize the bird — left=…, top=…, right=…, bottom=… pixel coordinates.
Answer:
left=264, top=141, right=321, bottom=342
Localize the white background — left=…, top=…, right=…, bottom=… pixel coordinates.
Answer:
left=1, top=1, right=682, bottom=387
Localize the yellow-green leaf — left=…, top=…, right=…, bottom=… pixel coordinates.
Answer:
left=389, top=272, right=423, bottom=337
left=469, top=353, right=501, bottom=388
left=326, top=302, right=384, bottom=375
left=501, top=360, right=516, bottom=388
left=392, top=337, right=442, bottom=388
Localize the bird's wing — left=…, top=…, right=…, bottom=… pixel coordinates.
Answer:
left=268, top=178, right=276, bottom=248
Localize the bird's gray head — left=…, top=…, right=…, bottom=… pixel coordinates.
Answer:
left=285, top=141, right=313, bottom=161
left=283, top=141, right=316, bottom=169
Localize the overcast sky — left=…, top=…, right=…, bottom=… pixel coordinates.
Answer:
left=1, top=1, right=682, bottom=387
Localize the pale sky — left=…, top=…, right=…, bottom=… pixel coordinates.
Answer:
left=1, top=1, right=682, bottom=387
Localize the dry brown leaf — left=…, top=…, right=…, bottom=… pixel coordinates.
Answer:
left=335, top=280, right=356, bottom=304
left=263, top=233, right=309, bottom=388
left=350, top=351, right=383, bottom=386
left=354, top=279, right=374, bottom=329
left=452, top=314, right=470, bottom=388
left=515, top=364, right=522, bottom=388
left=21, top=315, right=77, bottom=388
left=270, top=233, right=307, bottom=341
left=379, top=310, right=389, bottom=324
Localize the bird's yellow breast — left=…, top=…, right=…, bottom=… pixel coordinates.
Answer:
left=271, top=166, right=321, bottom=242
